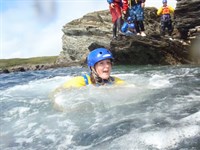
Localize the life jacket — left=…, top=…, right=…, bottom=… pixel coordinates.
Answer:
left=162, top=6, right=170, bottom=15
left=61, top=74, right=124, bottom=89
left=82, top=74, right=115, bottom=86
left=161, top=6, right=171, bottom=22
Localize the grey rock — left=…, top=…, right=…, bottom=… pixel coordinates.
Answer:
left=56, top=6, right=198, bottom=66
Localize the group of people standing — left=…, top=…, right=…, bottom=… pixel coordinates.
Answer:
left=107, top=0, right=174, bottom=39
left=107, top=0, right=146, bottom=38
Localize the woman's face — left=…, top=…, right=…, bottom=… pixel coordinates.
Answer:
left=94, top=59, right=112, bottom=80
left=163, top=2, right=167, bottom=6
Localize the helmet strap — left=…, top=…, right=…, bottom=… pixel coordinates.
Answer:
left=90, top=67, right=114, bottom=85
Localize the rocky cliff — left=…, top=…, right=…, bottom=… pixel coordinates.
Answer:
left=56, top=10, right=113, bottom=65
left=2, top=1, right=199, bottom=74
left=175, top=0, right=200, bottom=39
left=56, top=0, right=200, bottom=66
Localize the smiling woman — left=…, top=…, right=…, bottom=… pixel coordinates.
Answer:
left=54, top=48, right=124, bottom=90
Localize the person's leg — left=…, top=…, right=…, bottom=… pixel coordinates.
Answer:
left=160, top=21, right=165, bottom=36
left=138, top=21, right=146, bottom=36
left=117, top=17, right=122, bottom=34
left=138, top=21, right=144, bottom=31
left=167, top=20, right=173, bottom=36
left=134, top=21, right=140, bottom=35
left=113, top=21, right=117, bottom=39
left=109, top=3, right=122, bottom=39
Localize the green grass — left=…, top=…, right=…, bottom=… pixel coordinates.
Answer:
left=0, top=56, right=58, bottom=69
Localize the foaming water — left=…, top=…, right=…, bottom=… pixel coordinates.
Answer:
left=0, top=65, right=200, bottom=150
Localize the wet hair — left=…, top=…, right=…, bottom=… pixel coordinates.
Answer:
left=90, top=72, right=114, bottom=85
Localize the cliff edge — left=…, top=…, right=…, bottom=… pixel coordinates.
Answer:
left=56, top=0, right=200, bottom=66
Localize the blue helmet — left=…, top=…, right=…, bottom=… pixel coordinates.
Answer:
left=162, top=0, right=167, bottom=3
left=87, top=48, right=114, bottom=68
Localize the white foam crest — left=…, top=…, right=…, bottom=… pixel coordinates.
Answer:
left=180, top=111, right=200, bottom=124
left=139, top=125, right=200, bottom=149
left=51, top=84, right=153, bottom=114
left=0, top=76, right=72, bottom=101
left=14, top=121, right=37, bottom=137
left=114, top=73, right=147, bottom=85
left=15, top=137, right=33, bottom=145
left=110, top=124, right=200, bottom=149
left=114, top=73, right=137, bottom=77
left=57, top=135, right=76, bottom=150
left=52, top=91, right=98, bottom=114
left=168, top=94, right=200, bottom=116
left=116, top=73, right=172, bottom=91
left=46, top=134, right=56, bottom=141
left=148, top=74, right=171, bottom=89
left=7, top=107, right=30, bottom=119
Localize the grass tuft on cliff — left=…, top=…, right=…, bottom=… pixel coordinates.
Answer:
left=0, top=56, right=58, bottom=69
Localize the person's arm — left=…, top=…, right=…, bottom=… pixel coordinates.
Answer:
left=168, top=5, right=175, bottom=14
left=141, top=3, right=145, bottom=8
left=141, top=0, right=145, bottom=8
left=157, top=7, right=163, bottom=16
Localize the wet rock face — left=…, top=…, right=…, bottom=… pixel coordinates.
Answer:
left=175, top=0, right=200, bottom=39
left=56, top=10, right=112, bottom=66
left=110, top=35, right=190, bottom=65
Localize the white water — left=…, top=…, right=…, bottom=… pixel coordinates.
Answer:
left=0, top=66, right=200, bottom=150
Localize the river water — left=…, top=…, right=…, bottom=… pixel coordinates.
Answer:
left=0, top=65, right=200, bottom=150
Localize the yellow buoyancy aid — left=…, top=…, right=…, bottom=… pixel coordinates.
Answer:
left=157, top=5, right=174, bottom=16
left=61, top=74, right=124, bottom=89
left=162, top=6, right=170, bottom=14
